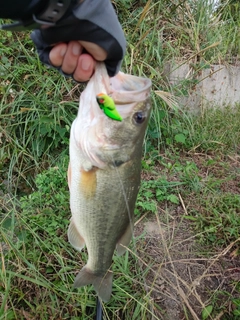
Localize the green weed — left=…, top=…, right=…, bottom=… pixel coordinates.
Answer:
left=188, top=191, right=240, bottom=246
left=135, top=177, right=182, bottom=217
left=0, top=160, right=159, bottom=319
left=0, top=31, right=81, bottom=191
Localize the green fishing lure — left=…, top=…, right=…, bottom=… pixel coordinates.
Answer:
left=96, top=93, right=122, bottom=121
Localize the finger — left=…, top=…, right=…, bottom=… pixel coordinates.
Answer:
left=49, top=43, right=67, bottom=67
left=73, top=54, right=96, bottom=82
left=61, top=41, right=83, bottom=74
left=79, top=41, right=107, bottom=61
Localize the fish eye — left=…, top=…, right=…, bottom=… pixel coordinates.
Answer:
left=133, top=111, right=146, bottom=124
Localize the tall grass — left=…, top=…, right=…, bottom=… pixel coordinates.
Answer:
left=1, top=1, right=240, bottom=319
left=1, top=1, right=239, bottom=184
left=0, top=31, right=83, bottom=191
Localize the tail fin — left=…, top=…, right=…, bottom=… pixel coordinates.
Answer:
left=74, top=266, right=113, bottom=302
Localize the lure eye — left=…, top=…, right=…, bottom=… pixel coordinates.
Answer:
left=97, top=98, right=104, bottom=104
left=133, top=111, right=146, bottom=124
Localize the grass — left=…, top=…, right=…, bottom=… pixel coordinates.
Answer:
left=1, top=0, right=240, bottom=319
left=1, top=107, right=240, bottom=318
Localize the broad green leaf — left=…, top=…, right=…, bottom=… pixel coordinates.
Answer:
left=202, top=305, right=213, bottom=320
left=174, top=133, right=186, bottom=144
left=166, top=194, right=179, bottom=204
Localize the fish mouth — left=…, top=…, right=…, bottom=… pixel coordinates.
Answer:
left=109, top=71, right=152, bottom=104
left=81, top=63, right=152, bottom=121
left=102, top=144, right=123, bottom=150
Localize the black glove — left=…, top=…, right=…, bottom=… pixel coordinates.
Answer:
left=30, top=0, right=126, bottom=77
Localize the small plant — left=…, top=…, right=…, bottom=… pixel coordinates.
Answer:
left=190, top=192, right=240, bottom=245
left=135, top=177, right=182, bottom=217
left=201, top=304, right=213, bottom=320
left=232, top=298, right=240, bottom=318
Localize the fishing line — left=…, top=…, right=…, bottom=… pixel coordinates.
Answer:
left=110, top=156, right=142, bottom=255
left=110, top=154, right=134, bottom=237
left=110, top=154, right=150, bottom=301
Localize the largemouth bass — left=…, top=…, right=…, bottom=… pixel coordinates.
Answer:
left=67, top=63, right=151, bottom=302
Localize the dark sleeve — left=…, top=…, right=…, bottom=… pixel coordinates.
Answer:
left=0, top=0, right=48, bottom=19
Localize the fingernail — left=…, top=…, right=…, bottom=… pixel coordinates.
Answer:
left=81, top=59, right=91, bottom=71
left=60, top=46, right=67, bottom=57
left=72, top=43, right=81, bottom=55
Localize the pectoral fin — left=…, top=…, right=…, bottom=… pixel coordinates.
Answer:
left=80, top=167, right=97, bottom=199
left=116, top=224, right=133, bottom=256
left=67, top=219, right=85, bottom=252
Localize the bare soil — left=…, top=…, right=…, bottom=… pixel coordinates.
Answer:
left=134, top=154, right=240, bottom=319
left=135, top=212, right=240, bottom=320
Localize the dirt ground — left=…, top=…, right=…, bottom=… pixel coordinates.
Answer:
left=134, top=154, right=240, bottom=320
left=1, top=154, right=239, bottom=319
left=134, top=211, right=240, bottom=320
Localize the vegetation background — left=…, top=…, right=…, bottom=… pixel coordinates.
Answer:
left=0, top=0, right=240, bottom=319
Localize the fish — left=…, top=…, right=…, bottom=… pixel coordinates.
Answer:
left=67, top=62, right=152, bottom=302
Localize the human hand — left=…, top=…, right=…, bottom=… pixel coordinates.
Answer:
left=31, top=0, right=126, bottom=81
left=49, top=41, right=107, bottom=82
